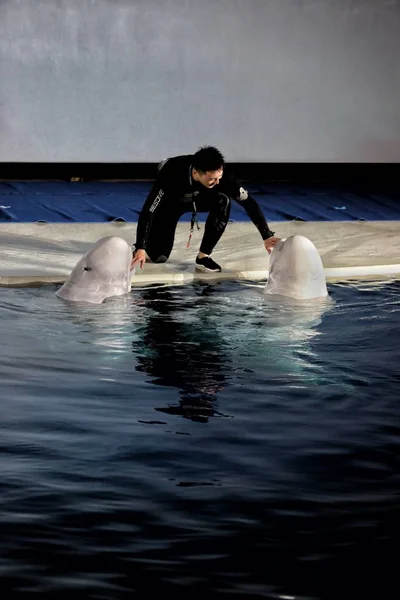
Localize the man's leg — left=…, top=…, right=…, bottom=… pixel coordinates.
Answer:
left=195, top=193, right=231, bottom=272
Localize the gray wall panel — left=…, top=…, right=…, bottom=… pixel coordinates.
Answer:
left=1, top=0, right=399, bottom=162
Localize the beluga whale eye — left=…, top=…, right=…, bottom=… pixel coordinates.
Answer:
left=84, top=267, right=92, bottom=271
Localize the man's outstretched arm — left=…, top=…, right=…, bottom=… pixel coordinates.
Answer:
left=226, top=174, right=280, bottom=254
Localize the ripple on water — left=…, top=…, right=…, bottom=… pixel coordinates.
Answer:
left=0, top=279, right=399, bottom=598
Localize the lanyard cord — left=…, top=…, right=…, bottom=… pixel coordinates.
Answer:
left=187, top=201, right=201, bottom=249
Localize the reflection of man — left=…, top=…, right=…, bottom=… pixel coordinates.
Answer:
left=133, top=285, right=226, bottom=423
left=131, top=146, right=280, bottom=273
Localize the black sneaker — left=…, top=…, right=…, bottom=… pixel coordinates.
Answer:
left=195, top=256, right=222, bottom=273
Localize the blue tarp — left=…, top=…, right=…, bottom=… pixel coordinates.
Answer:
left=1, top=180, right=399, bottom=223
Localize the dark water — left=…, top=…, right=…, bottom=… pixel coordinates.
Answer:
left=0, top=279, right=399, bottom=599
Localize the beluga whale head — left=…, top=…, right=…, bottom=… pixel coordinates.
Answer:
left=264, top=235, right=328, bottom=300
left=56, top=236, right=133, bottom=304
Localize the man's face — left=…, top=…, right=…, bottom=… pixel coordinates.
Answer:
left=193, top=168, right=223, bottom=188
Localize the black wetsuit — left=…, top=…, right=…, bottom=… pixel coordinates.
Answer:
left=134, top=154, right=275, bottom=263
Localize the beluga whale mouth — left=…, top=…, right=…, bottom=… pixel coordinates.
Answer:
left=56, top=236, right=133, bottom=304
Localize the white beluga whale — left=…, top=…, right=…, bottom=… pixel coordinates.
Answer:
left=214, top=236, right=331, bottom=383
left=264, top=235, right=328, bottom=300
left=56, top=236, right=133, bottom=304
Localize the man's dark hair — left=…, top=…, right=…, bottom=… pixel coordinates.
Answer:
left=192, top=146, right=225, bottom=173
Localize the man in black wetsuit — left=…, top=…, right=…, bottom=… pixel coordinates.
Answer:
left=131, top=146, right=280, bottom=272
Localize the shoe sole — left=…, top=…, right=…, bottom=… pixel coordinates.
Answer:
left=195, top=264, right=221, bottom=273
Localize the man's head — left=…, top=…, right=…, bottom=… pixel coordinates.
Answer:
left=192, top=146, right=225, bottom=188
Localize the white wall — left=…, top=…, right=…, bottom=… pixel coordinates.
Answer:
left=1, top=0, right=399, bottom=163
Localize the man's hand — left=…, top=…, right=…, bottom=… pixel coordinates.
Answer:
left=131, top=249, right=146, bottom=270
left=264, top=236, right=281, bottom=255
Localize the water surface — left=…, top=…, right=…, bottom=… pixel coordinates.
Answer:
left=0, top=279, right=399, bottom=599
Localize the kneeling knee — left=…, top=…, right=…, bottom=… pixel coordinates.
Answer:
left=153, top=254, right=168, bottom=264
left=216, top=193, right=231, bottom=212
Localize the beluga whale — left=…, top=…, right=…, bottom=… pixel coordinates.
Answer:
left=56, top=236, right=133, bottom=304
left=264, top=235, right=328, bottom=300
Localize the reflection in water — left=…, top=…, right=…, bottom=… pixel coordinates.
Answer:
left=0, top=280, right=399, bottom=598
left=133, top=284, right=228, bottom=422
left=132, top=282, right=336, bottom=422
